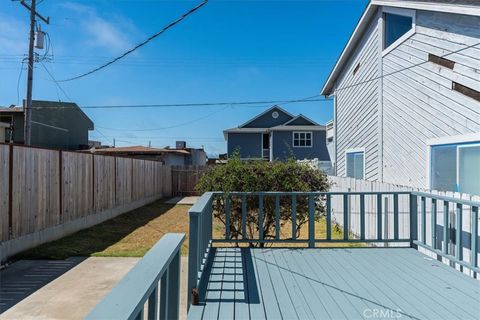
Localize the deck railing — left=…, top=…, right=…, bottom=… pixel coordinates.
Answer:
left=87, top=233, right=184, bottom=320
left=188, top=191, right=480, bottom=308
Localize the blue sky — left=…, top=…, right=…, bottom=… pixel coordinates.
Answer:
left=0, top=0, right=368, bottom=156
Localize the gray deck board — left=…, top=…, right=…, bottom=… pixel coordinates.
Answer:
left=188, top=248, right=480, bottom=320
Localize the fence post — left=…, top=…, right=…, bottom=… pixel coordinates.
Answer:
left=409, top=193, right=418, bottom=248
left=8, top=144, right=13, bottom=239
left=59, top=150, right=63, bottom=223
left=167, top=252, right=181, bottom=320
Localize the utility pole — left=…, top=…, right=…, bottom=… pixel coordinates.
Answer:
left=17, top=0, right=49, bottom=145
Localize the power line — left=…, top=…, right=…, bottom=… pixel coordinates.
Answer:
left=333, top=40, right=480, bottom=94
left=58, top=0, right=208, bottom=82
left=32, top=97, right=331, bottom=109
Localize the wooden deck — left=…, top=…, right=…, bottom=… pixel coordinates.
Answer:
left=188, top=248, right=480, bottom=320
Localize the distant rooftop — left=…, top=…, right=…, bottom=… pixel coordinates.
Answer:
left=87, top=146, right=190, bottom=155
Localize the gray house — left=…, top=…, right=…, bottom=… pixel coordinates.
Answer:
left=321, top=0, right=480, bottom=195
left=0, top=100, right=94, bottom=150
left=224, top=106, right=330, bottom=163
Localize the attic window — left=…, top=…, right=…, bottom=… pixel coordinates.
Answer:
left=429, top=54, right=455, bottom=69
left=453, top=82, right=480, bottom=102
left=353, top=63, right=361, bottom=76
left=383, top=11, right=413, bottom=50
left=272, top=111, right=279, bottom=119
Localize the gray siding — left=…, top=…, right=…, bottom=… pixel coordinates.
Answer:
left=335, top=10, right=381, bottom=180
left=243, top=107, right=293, bottom=128
left=381, top=11, right=480, bottom=188
left=272, top=130, right=330, bottom=161
left=227, top=132, right=262, bottom=159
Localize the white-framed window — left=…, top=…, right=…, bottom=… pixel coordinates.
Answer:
left=428, top=134, right=480, bottom=195
left=293, top=131, right=312, bottom=147
left=382, top=7, right=415, bottom=56
left=345, top=149, right=365, bottom=180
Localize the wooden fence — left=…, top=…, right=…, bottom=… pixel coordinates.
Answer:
left=0, top=144, right=172, bottom=257
left=171, top=165, right=207, bottom=196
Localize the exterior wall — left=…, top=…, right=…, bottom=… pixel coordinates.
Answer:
left=186, top=149, right=207, bottom=166
left=227, top=132, right=262, bottom=159
left=31, top=103, right=93, bottom=150
left=272, top=130, right=330, bottom=161
left=335, top=10, right=381, bottom=180
left=0, top=113, right=24, bottom=143
left=243, top=107, right=293, bottom=128
left=381, top=11, right=480, bottom=188
left=164, top=153, right=186, bottom=166
left=0, top=128, right=5, bottom=143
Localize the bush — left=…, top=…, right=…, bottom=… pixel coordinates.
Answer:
left=196, top=155, right=330, bottom=245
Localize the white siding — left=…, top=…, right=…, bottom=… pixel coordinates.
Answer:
left=335, top=10, right=381, bottom=180
left=382, top=11, right=480, bottom=188
left=334, top=8, right=480, bottom=191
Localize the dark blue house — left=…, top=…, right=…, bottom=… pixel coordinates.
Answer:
left=224, top=106, right=330, bottom=162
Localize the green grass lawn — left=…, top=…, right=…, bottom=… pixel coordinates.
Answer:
left=17, top=200, right=361, bottom=260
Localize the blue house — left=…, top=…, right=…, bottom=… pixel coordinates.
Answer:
left=224, top=106, right=330, bottom=162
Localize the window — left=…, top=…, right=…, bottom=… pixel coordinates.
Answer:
left=346, top=151, right=364, bottom=179
left=384, top=12, right=413, bottom=49
left=293, top=132, right=312, bottom=147
left=430, top=142, right=480, bottom=194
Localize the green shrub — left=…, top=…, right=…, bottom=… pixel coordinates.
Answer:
left=196, top=154, right=330, bottom=245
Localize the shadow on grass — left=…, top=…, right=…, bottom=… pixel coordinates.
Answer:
left=15, top=200, right=176, bottom=260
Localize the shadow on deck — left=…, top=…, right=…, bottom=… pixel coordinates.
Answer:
left=188, top=247, right=480, bottom=320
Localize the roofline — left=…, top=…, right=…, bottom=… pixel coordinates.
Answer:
left=320, top=0, right=480, bottom=96
left=283, top=114, right=321, bottom=126
left=270, top=125, right=326, bottom=131
left=238, top=105, right=295, bottom=128
left=320, top=2, right=376, bottom=96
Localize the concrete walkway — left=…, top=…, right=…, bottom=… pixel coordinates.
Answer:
left=0, top=257, right=189, bottom=320
left=165, top=196, right=199, bottom=205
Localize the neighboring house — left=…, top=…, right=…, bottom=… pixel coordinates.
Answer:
left=321, top=0, right=480, bottom=195
left=0, top=122, right=9, bottom=143
left=224, top=105, right=330, bottom=163
left=0, top=100, right=94, bottom=150
left=87, top=144, right=207, bottom=166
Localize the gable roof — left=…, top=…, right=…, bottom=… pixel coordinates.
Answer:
left=320, top=0, right=480, bottom=96
left=283, top=114, right=320, bottom=126
left=239, top=105, right=294, bottom=128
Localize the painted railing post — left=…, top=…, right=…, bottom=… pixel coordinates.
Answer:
left=393, top=194, right=399, bottom=240
left=377, top=193, right=382, bottom=241
left=147, top=286, right=158, bottom=320
left=242, top=195, right=247, bottom=240
left=455, top=203, right=463, bottom=264
left=421, top=196, right=427, bottom=244
left=326, top=194, right=332, bottom=241
left=187, top=212, right=199, bottom=309
left=258, top=195, right=264, bottom=241
left=443, top=201, right=449, bottom=255
left=160, top=268, right=169, bottom=320
left=275, top=195, right=280, bottom=240
left=409, top=193, right=418, bottom=248
left=308, top=195, right=315, bottom=248
left=292, top=195, right=297, bottom=240
left=431, top=199, right=437, bottom=249
left=167, top=252, right=181, bottom=320
left=343, top=194, right=349, bottom=240
left=225, top=196, right=231, bottom=240
left=472, top=206, right=478, bottom=270
left=360, top=194, right=365, bottom=241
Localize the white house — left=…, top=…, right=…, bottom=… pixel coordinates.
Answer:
left=321, top=0, right=480, bottom=195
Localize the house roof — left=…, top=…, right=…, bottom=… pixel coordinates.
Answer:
left=270, top=125, right=326, bottom=131
left=0, top=106, right=23, bottom=113
left=87, top=146, right=190, bottom=155
left=238, top=105, right=295, bottom=128
left=283, top=114, right=321, bottom=126
left=320, top=0, right=480, bottom=96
